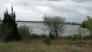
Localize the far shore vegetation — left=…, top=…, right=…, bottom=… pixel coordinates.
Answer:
left=16, top=21, right=80, bottom=25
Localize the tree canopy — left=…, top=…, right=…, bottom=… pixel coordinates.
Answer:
left=86, top=16, right=92, bottom=31
left=81, top=16, right=92, bottom=36
left=0, top=7, right=21, bottom=42
left=43, top=16, right=65, bottom=39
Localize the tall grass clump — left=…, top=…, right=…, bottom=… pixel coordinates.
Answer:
left=44, top=37, right=52, bottom=45
left=30, top=34, right=48, bottom=39
left=18, top=25, right=32, bottom=39
left=71, top=34, right=82, bottom=41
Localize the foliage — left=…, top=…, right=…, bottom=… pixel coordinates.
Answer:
left=66, top=22, right=80, bottom=25
left=30, top=34, right=40, bottom=39
left=49, top=32, right=55, bottom=40
left=44, top=37, right=52, bottom=45
left=86, top=16, right=92, bottom=30
left=40, top=34, right=48, bottom=39
left=81, top=21, right=88, bottom=28
left=71, top=22, right=80, bottom=25
left=71, top=34, right=82, bottom=41
left=0, top=8, right=21, bottom=42
left=18, top=25, right=32, bottom=39
left=83, top=16, right=92, bottom=36
left=30, top=34, right=48, bottom=39
left=43, top=15, right=65, bottom=39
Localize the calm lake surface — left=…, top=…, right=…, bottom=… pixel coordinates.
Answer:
left=17, top=22, right=89, bottom=36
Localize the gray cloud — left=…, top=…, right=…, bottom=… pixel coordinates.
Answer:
left=71, top=0, right=92, bottom=2
left=0, top=0, right=92, bottom=23
left=47, top=0, right=63, bottom=1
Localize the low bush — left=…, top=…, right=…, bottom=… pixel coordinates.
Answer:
left=18, top=25, right=32, bottom=39
left=30, top=34, right=40, bottom=39
left=71, top=34, right=82, bottom=41
left=44, top=37, right=52, bottom=45
left=40, top=34, right=48, bottom=38
left=30, top=34, right=48, bottom=39
left=49, top=32, right=55, bottom=40
left=18, top=25, right=48, bottom=39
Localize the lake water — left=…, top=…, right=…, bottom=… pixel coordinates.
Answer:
left=17, top=22, right=89, bottom=36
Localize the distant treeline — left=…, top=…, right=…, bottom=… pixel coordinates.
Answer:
left=66, top=22, right=80, bottom=25
left=16, top=21, right=43, bottom=23
left=17, top=21, right=80, bottom=25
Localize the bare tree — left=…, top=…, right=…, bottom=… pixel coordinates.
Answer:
left=43, top=16, right=65, bottom=39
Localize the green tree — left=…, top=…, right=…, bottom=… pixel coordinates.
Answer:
left=81, top=21, right=88, bottom=28
left=1, top=7, right=21, bottom=42
left=85, top=16, right=92, bottom=37
left=18, top=25, right=32, bottom=39
left=43, top=16, right=65, bottom=39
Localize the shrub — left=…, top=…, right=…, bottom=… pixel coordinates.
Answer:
left=71, top=34, right=82, bottom=41
left=49, top=32, right=55, bottom=40
left=44, top=37, right=52, bottom=45
left=18, top=25, right=32, bottom=39
left=40, top=34, right=48, bottom=39
left=30, top=34, right=48, bottom=39
left=30, top=34, right=40, bottom=39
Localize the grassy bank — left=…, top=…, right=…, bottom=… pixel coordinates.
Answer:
left=0, top=39, right=92, bottom=52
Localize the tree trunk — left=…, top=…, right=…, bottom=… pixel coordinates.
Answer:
left=55, top=30, right=58, bottom=39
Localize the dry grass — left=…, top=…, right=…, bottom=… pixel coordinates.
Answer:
left=0, top=39, right=92, bottom=52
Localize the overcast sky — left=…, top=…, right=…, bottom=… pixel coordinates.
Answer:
left=0, top=0, right=92, bottom=23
